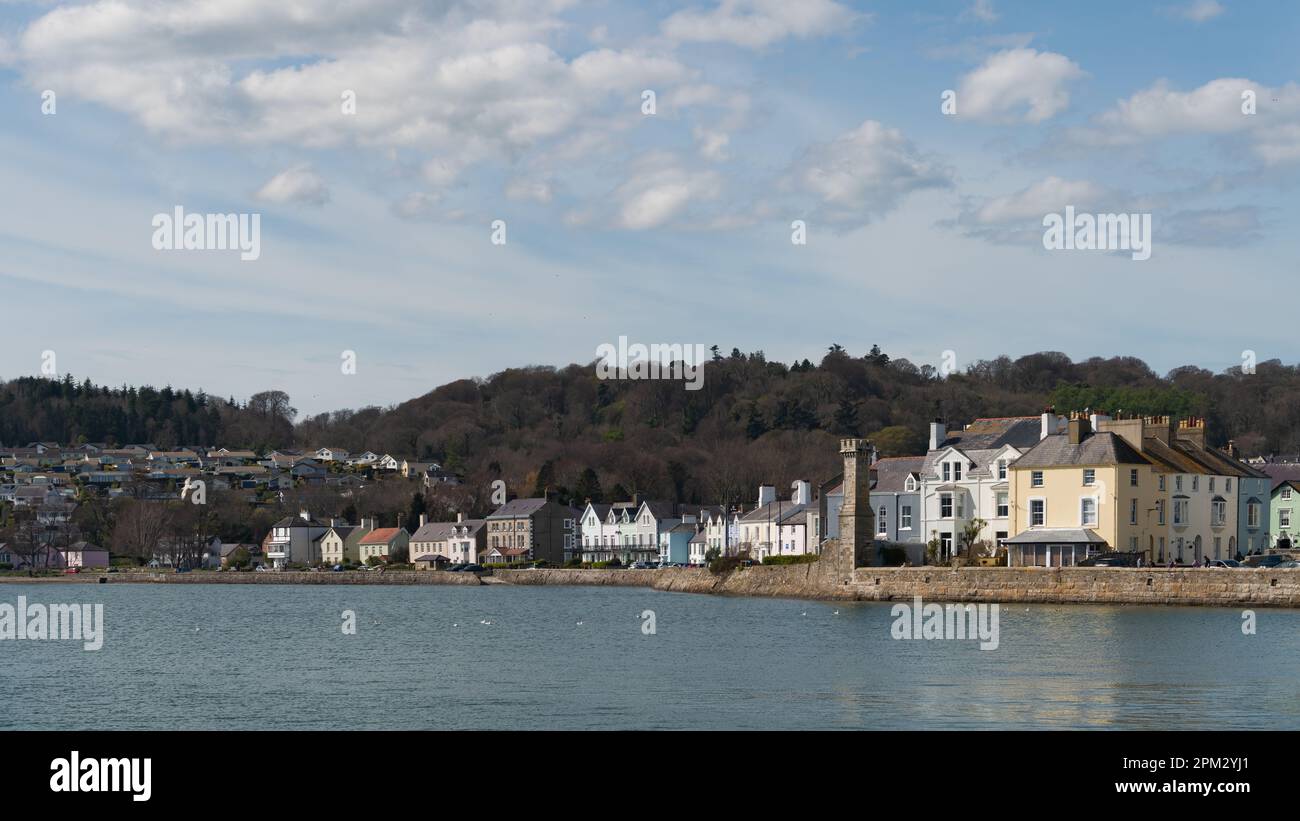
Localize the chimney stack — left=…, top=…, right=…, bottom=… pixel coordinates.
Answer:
left=1040, top=409, right=1061, bottom=440
left=419, top=513, right=427, bottom=528
left=1068, top=416, right=1091, bottom=445
left=929, top=418, right=946, bottom=451
left=758, top=485, right=776, bottom=507
left=457, top=512, right=464, bottom=523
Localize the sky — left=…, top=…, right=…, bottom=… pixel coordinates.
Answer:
left=1, top=0, right=1298, bottom=417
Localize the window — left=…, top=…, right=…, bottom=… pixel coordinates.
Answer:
left=1280, top=509, right=1291, bottom=529
left=1130, top=498, right=1138, bottom=525
left=997, top=460, right=1007, bottom=480
left=940, top=494, right=953, bottom=519
left=1159, top=475, right=1166, bottom=491
left=905, top=476, right=917, bottom=492
left=942, top=463, right=951, bottom=482
left=1031, top=471, right=1044, bottom=488
left=1130, top=468, right=1139, bottom=487
left=1081, top=498, right=1097, bottom=527
left=996, top=492, right=1009, bottom=518
left=1030, top=499, right=1045, bottom=527
left=1192, top=476, right=1199, bottom=492
left=900, top=506, right=912, bottom=529
left=1174, top=499, right=1187, bottom=526
left=1157, top=500, right=1165, bottom=526
left=953, top=461, right=962, bottom=481
left=1212, top=500, right=1226, bottom=526
left=1248, top=502, right=1260, bottom=529
left=1227, top=478, right=1232, bottom=492
left=1209, top=478, right=1216, bottom=493
left=877, top=506, right=887, bottom=535
left=1083, top=469, right=1095, bottom=486
left=1175, top=475, right=1183, bottom=492
left=1283, top=487, right=1293, bottom=501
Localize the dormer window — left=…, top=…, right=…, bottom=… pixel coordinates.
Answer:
left=904, top=475, right=917, bottom=492
left=942, top=463, right=951, bottom=482
left=997, top=460, right=1007, bottom=480
left=953, top=461, right=962, bottom=481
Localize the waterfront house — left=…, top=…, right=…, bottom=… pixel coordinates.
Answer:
left=359, top=526, right=410, bottom=564
left=658, top=522, right=698, bottom=565
left=1006, top=415, right=1163, bottom=567
left=266, top=511, right=331, bottom=568
left=486, top=498, right=578, bottom=565
left=320, top=519, right=378, bottom=565
left=739, top=482, right=815, bottom=560
left=921, top=415, right=1044, bottom=561
left=60, top=541, right=109, bottom=569
left=1269, top=481, right=1300, bottom=548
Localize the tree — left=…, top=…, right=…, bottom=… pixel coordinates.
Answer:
left=958, top=518, right=989, bottom=563
left=833, top=398, right=859, bottom=435
left=227, top=546, right=252, bottom=570
left=574, top=468, right=603, bottom=504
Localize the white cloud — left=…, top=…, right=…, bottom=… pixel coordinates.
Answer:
left=955, top=48, right=1084, bottom=123
left=693, top=127, right=731, bottom=161
left=1066, top=78, right=1300, bottom=164
left=662, top=0, right=861, bottom=49
left=963, top=0, right=999, bottom=23
left=254, top=165, right=330, bottom=206
left=1171, top=1, right=1225, bottom=23
left=784, top=120, right=952, bottom=225
left=612, top=154, right=722, bottom=230
left=968, top=177, right=1108, bottom=225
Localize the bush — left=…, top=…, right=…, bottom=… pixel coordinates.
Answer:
left=709, top=555, right=745, bottom=575
left=563, top=558, right=583, bottom=568
left=760, top=554, right=819, bottom=566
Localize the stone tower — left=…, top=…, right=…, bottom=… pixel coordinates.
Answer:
left=832, top=437, right=873, bottom=578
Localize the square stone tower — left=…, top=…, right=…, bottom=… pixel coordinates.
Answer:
left=832, top=437, right=873, bottom=577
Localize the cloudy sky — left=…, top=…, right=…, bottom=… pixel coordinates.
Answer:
left=1, top=0, right=1297, bottom=416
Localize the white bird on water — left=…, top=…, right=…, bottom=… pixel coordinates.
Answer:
left=576, top=620, right=584, bottom=626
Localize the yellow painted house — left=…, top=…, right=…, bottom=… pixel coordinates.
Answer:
left=1007, top=415, right=1165, bottom=566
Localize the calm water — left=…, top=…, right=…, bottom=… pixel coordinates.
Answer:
left=2, top=583, right=1298, bottom=730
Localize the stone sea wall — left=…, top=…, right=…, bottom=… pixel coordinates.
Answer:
left=495, top=565, right=1300, bottom=608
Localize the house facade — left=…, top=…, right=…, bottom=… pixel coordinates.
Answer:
left=485, top=498, right=578, bottom=565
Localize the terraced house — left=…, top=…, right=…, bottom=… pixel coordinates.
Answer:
left=1006, top=414, right=1164, bottom=567
left=921, top=415, right=1047, bottom=562
left=486, top=498, right=578, bottom=565
left=1007, top=413, right=1267, bottom=566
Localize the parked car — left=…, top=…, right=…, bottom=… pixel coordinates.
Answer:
left=63, top=567, right=80, bottom=574
left=461, top=563, right=484, bottom=573
left=448, top=563, right=468, bottom=572
left=631, top=561, right=654, bottom=569
left=1275, top=560, right=1300, bottom=569
left=331, top=564, right=343, bottom=572
left=1245, top=554, right=1290, bottom=568
left=1210, top=559, right=1243, bottom=568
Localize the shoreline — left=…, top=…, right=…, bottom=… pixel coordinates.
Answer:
left=4, top=565, right=1300, bottom=608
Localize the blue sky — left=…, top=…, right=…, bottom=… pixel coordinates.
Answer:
left=1, top=0, right=1297, bottom=416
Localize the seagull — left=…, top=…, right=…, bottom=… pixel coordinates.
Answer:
left=833, top=610, right=839, bottom=616
left=576, top=620, right=584, bottom=626
left=801, top=611, right=807, bottom=617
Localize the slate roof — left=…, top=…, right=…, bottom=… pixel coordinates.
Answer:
left=936, top=416, right=1042, bottom=451
left=487, top=498, right=551, bottom=518
left=410, top=522, right=455, bottom=543
left=1012, top=431, right=1151, bottom=469
left=871, top=456, right=925, bottom=493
